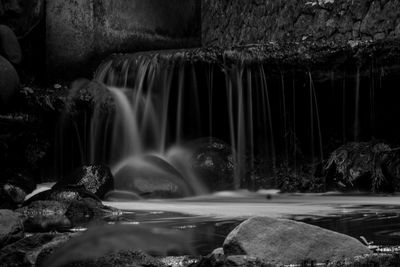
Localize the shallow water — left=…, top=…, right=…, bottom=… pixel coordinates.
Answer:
left=28, top=186, right=400, bottom=255
left=104, top=192, right=400, bottom=255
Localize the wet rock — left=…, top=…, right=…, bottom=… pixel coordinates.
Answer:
left=16, top=200, right=71, bottom=232
left=0, top=209, right=23, bottom=248
left=159, top=256, right=200, bottom=267
left=0, top=233, right=73, bottom=267
left=188, top=138, right=235, bottom=191
left=0, top=24, right=22, bottom=64
left=0, top=54, right=19, bottom=104
left=324, top=141, right=400, bottom=192
left=2, top=184, right=26, bottom=205
left=65, top=79, right=115, bottom=115
left=53, top=165, right=114, bottom=199
left=1, top=170, right=36, bottom=206
left=114, top=154, right=192, bottom=199
left=17, top=199, right=117, bottom=232
left=65, top=198, right=118, bottom=227
left=198, top=247, right=226, bottom=266
left=210, top=247, right=225, bottom=262
left=24, top=186, right=101, bottom=205
left=223, top=217, right=371, bottom=265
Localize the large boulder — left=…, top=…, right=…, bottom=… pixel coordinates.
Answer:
left=53, top=165, right=114, bottom=199
left=223, top=217, right=371, bottom=265
left=0, top=24, right=22, bottom=64
left=187, top=138, right=235, bottom=191
left=114, top=154, right=192, bottom=198
left=0, top=210, right=23, bottom=248
left=0, top=55, right=19, bottom=104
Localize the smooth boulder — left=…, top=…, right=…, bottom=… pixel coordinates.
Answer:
left=114, top=155, right=192, bottom=199
left=223, top=217, right=371, bottom=265
left=0, top=210, right=24, bottom=248
left=0, top=55, right=19, bottom=103
left=53, top=165, right=114, bottom=199
left=0, top=25, right=22, bottom=64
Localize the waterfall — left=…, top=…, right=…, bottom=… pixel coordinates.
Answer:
left=55, top=47, right=387, bottom=195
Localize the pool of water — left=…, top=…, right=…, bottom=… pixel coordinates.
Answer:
left=29, top=186, right=400, bottom=255
left=103, top=193, right=400, bottom=255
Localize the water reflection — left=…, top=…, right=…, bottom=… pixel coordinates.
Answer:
left=295, top=205, right=400, bottom=247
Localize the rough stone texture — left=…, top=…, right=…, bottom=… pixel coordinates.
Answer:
left=223, top=217, right=371, bottom=265
left=0, top=24, right=21, bottom=64
left=188, top=138, right=235, bottom=191
left=24, top=187, right=101, bottom=205
left=53, top=165, right=114, bottom=199
left=0, top=209, right=23, bottom=248
left=202, top=0, right=400, bottom=47
left=0, top=54, right=19, bottom=104
left=159, top=256, right=200, bottom=267
left=46, top=0, right=201, bottom=79
left=17, top=200, right=72, bottom=232
left=101, top=38, right=400, bottom=79
left=17, top=199, right=118, bottom=232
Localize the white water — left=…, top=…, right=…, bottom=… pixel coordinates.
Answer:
left=106, top=192, right=400, bottom=219
left=28, top=183, right=400, bottom=220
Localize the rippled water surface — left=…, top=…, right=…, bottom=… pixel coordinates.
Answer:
left=104, top=193, right=400, bottom=255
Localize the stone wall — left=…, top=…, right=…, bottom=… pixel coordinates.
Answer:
left=202, top=0, right=400, bottom=47
left=46, top=0, right=201, bottom=80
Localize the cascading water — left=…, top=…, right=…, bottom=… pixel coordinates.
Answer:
left=55, top=46, right=395, bottom=196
